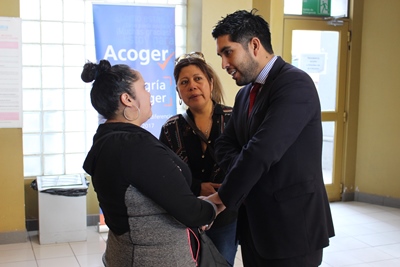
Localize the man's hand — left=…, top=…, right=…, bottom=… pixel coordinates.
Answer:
left=205, top=192, right=226, bottom=215
left=200, top=221, right=214, bottom=231
left=200, top=182, right=221, bottom=196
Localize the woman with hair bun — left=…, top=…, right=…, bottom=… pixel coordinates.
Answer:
left=82, top=59, right=219, bottom=267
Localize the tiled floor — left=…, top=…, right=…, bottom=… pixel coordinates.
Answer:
left=1, top=201, right=400, bottom=266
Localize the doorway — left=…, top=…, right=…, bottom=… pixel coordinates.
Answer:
left=283, top=18, right=349, bottom=201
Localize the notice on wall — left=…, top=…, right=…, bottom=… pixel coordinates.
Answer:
left=0, top=17, right=22, bottom=128
left=299, top=53, right=326, bottom=74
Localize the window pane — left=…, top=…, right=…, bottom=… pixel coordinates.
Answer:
left=291, top=30, right=338, bottom=111
left=65, top=153, right=86, bottom=174
left=84, top=2, right=94, bottom=23
left=42, top=45, right=64, bottom=66
left=84, top=24, right=95, bottom=46
left=65, top=89, right=85, bottom=110
left=64, top=67, right=84, bottom=88
left=284, top=0, right=349, bottom=17
left=65, top=111, right=85, bottom=131
left=42, top=89, right=63, bottom=110
left=23, top=133, right=41, bottom=154
left=86, top=132, right=94, bottom=152
left=332, top=0, right=349, bottom=17
left=64, top=23, right=85, bottom=44
left=23, top=67, right=42, bottom=89
left=23, top=90, right=41, bottom=111
left=23, top=112, right=42, bottom=132
left=169, top=0, right=187, bottom=4
left=322, top=122, right=335, bottom=184
left=43, top=133, right=64, bottom=153
left=84, top=88, right=95, bottom=112
left=65, top=132, right=85, bottom=153
left=64, top=45, right=85, bottom=66
left=24, top=155, right=42, bottom=177
left=20, top=0, right=40, bottom=20
left=175, top=26, right=186, bottom=51
left=43, top=111, right=63, bottom=132
left=22, top=44, right=41, bottom=66
left=84, top=45, right=96, bottom=62
left=41, top=0, right=63, bottom=21
left=86, top=111, right=100, bottom=140
left=63, top=1, right=85, bottom=22
left=22, top=21, right=41, bottom=43
left=41, top=22, right=63, bottom=44
left=44, top=154, right=64, bottom=175
left=42, top=67, right=63, bottom=88
left=175, top=5, right=186, bottom=25
left=148, top=0, right=168, bottom=4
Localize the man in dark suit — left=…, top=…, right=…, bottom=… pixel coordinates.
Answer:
left=206, top=9, right=335, bottom=267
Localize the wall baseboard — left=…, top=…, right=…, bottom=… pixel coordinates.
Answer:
left=26, top=214, right=99, bottom=232
left=0, top=215, right=100, bottom=244
left=341, top=192, right=355, bottom=202
left=339, top=192, right=400, bottom=209
left=354, top=192, right=400, bottom=209
left=0, top=230, right=28, bottom=245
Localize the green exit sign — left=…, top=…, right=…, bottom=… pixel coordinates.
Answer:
left=302, top=0, right=331, bottom=16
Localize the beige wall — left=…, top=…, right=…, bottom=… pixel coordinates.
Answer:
left=0, top=0, right=19, bottom=16
left=199, top=0, right=252, bottom=106
left=340, top=0, right=363, bottom=197
left=0, top=0, right=26, bottom=242
left=354, top=0, right=400, bottom=197
left=1, top=0, right=400, bottom=244
left=195, top=0, right=285, bottom=106
left=0, top=130, right=25, bottom=232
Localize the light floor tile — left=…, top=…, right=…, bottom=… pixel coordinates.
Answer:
left=354, top=231, right=400, bottom=246
left=0, top=241, right=31, bottom=251
left=323, top=250, right=365, bottom=266
left=0, top=261, right=38, bottom=267
left=375, top=243, right=400, bottom=257
left=362, top=220, right=400, bottom=233
left=0, top=202, right=399, bottom=267
left=33, top=243, right=75, bottom=259
left=76, top=253, right=105, bottom=267
left=367, top=259, right=400, bottom=267
left=349, top=247, right=393, bottom=263
left=0, top=248, right=35, bottom=263
left=70, top=240, right=106, bottom=255
left=324, top=236, right=370, bottom=253
left=36, top=256, right=80, bottom=267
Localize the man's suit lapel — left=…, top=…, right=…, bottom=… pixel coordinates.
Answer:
left=247, top=57, right=286, bottom=136
left=251, top=57, right=286, bottom=115
left=238, top=84, right=252, bottom=141
left=240, top=57, right=287, bottom=141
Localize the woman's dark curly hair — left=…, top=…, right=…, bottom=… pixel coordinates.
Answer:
left=81, top=59, right=140, bottom=119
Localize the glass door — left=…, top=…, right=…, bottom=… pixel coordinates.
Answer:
left=283, top=18, right=349, bottom=201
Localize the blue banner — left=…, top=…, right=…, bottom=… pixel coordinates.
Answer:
left=93, top=4, right=176, bottom=137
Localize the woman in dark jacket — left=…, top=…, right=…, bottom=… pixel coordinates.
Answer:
left=159, top=52, right=238, bottom=267
left=82, top=59, right=217, bottom=267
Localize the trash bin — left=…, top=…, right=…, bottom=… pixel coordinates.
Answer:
left=32, top=174, right=89, bottom=244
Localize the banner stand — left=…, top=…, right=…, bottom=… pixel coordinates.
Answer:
left=92, top=4, right=176, bottom=234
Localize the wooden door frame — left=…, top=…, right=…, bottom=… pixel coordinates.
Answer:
left=282, top=17, right=350, bottom=201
